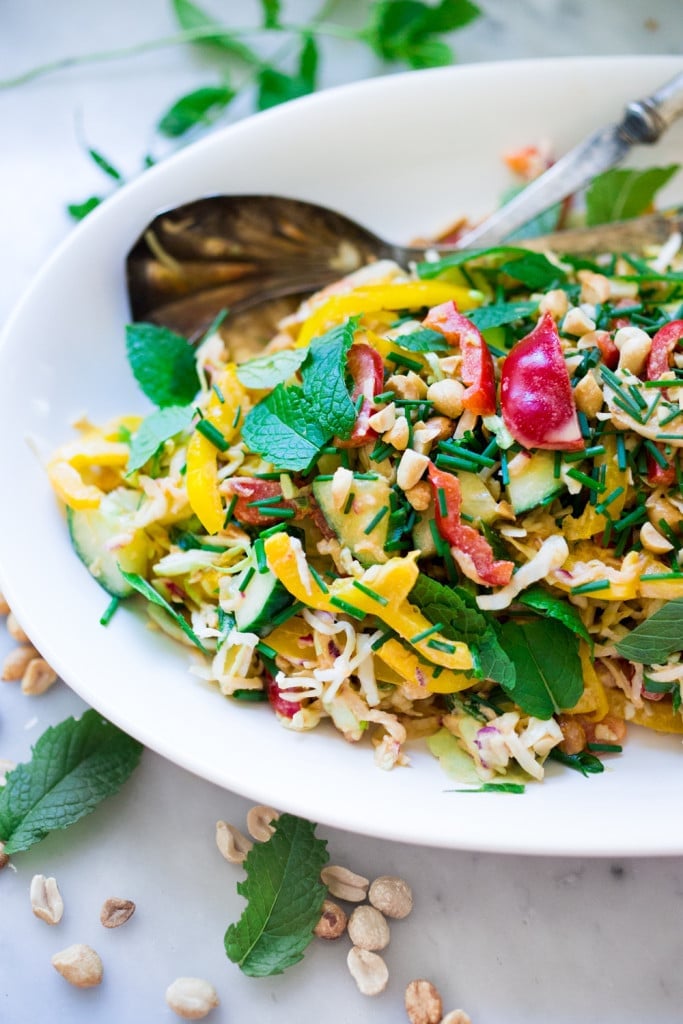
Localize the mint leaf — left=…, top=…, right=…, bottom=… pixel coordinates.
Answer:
left=87, top=147, right=123, bottom=183
left=67, top=196, right=102, bottom=221
left=500, top=252, right=568, bottom=290
left=363, top=0, right=480, bottom=68
left=125, top=323, right=199, bottom=408
left=476, top=628, right=516, bottom=691
left=417, top=245, right=542, bottom=280
left=465, top=301, right=538, bottom=332
left=158, top=85, right=235, bottom=137
left=120, top=570, right=207, bottom=652
left=171, top=0, right=259, bottom=62
left=260, top=0, right=281, bottom=28
left=242, top=385, right=331, bottom=471
left=224, top=813, right=329, bottom=977
left=257, top=35, right=318, bottom=111
left=498, top=619, right=583, bottom=718
left=0, top=711, right=142, bottom=854
left=547, top=747, right=604, bottom=776
left=236, top=348, right=308, bottom=389
left=302, top=320, right=357, bottom=439
left=391, top=328, right=450, bottom=352
left=127, top=405, right=194, bottom=473
left=615, top=598, right=683, bottom=663
left=585, top=165, right=679, bottom=226
left=518, top=585, right=592, bottom=648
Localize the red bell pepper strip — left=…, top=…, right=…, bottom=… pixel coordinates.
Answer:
left=336, top=343, right=384, bottom=448
left=646, top=450, right=677, bottom=488
left=428, top=464, right=514, bottom=587
left=594, top=330, right=620, bottom=370
left=423, top=301, right=497, bottom=416
left=223, top=478, right=308, bottom=525
left=646, top=319, right=683, bottom=381
left=501, top=312, right=583, bottom=451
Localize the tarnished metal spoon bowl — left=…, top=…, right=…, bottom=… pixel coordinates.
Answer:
left=126, top=192, right=683, bottom=340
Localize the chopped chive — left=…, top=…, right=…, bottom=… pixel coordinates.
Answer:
left=640, top=571, right=683, bottom=581
left=254, top=538, right=267, bottom=573
left=553, top=450, right=563, bottom=479
left=354, top=393, right=365, bottom=414
left=374, top=390, right=396, bottom=402
left=353, top=472, right=380, bottom=480
left=460, top=511, right=475, bottom=523
left=426, top=638, right=456, bottom=654
left=308, top=563, right=329, bottom=593
left=363, top=506, right=389, bottom=535
left=643, top=439, right=671, bottom=468
left=352, top=580, right=389, bottom=606
left=564, top=444, right=604, bottom=462
left=321, top=446, right=340, bottom=455
left=587, top=742, right=623, bottom=753
left=256, top=641, right=278, bottom=660
left=196, top=419, right=229, bottom=451
left=500, top=450, right=510, bottom=486
left=566, top=468, right=605, bottom=492
left=247, top=494, right=284, bottom=507
left=410, top=622, right=445, bottom=643
left=435, top=453, right=480, bottom=473
left=212, top=382, right=225, bottom=403
left=266, top=506, right=296, bottom=519
left=343, top=491, right=356, bottom=514
left=655, top=433, right=683, bottom=441
left=642, top=379, right=681, bottom=388
left=595, top=486, right=625, bottom=514
left=428, top=518, right=446, bottom=554
left=314, top=474, right=334, bottom=482
left=329, top=596, right=366, bottom=620
left=616, top=433, right=627, bottom=470
left=570, top=579, right=611, bottom=595
left=371, top=629, right=394, bottom=651
left=270, top=600, right=305, bottom=626
left=259, top=522, right=289, bottom=538
left=437, top=487, right=449, bottom=517
left=658, top=406, right=683, bottom=426
left=612, top=394, right=644, bottom=423
left=232, top=404, right=242, bottom=429
left=99, top=596, right=120, bottom=626
left=577, top=410, right=593, bottom=439
left=613, top=505, right=647, bottom=533
left=254, top=471, right=284, bottom=480
left=644, top=391, right=662, bottom=422
left=239, top=566, right=256, bottom=592
left=223, top=494, right=238, bottom=527
left=628, top=385, right=648, bottom=411
left=482, top=438, right=499, bottom=460
left=657, top=518, right=681, bottom=550
left=232, top=689, right=268, bottom=703
left=388, top=351, right=423, bottom=371
left=449, top=783, right=526, bottom=794
left=370, top=442, right=393, bottom=462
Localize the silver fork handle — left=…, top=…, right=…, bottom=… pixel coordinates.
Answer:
left=622, top=71, right=683, bottom=143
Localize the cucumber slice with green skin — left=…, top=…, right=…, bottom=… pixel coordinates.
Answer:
left=234, top=566, right=293, bottom=636
left=506, top=450, right=564, bottom=514
left=67, top=489, right=149, bottom=597
left=312, top=476, right=390, bottom=567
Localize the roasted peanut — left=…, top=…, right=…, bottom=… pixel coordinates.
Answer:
left=405, top=979, right=443, bottom=1024
left=30, top=874, right=64, bottom=925
left=51, top=944, right=103, bottom=988
left=165, top=977, right=219, bottom=1019
left=313, top=899, right=347, bottom=940
left=321, top=864, right=369, bottom=902
left=368, top=875, right=413, bottom=919
left=347, top=947, right=389, bottom=996
left=100, top=897, right=136, bottom=929
left=348, top=905, right=390, bottom=951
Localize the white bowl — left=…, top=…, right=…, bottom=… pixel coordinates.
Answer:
left=2, top=55, right=683, bottom=856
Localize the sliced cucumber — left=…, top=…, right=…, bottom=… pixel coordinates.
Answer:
left=67, top=488, right=150, bottom=597
left=312, top=476, right=390, bottom=567
left=234, top=565, right=293, bottom=636
left=506, top=450, right=564, bottom=514
left=458, top=471, right=499, bottom=523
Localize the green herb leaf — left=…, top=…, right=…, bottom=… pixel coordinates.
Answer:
left=547, top=747, right=604, bottom=776
left=476, top=628, right=516, bottom=691
left=127, top=405, right=194, bottom=473
left=417, top=244, right=548, bottom=280
left=125, top=323, right=199, bottom=408
left=518, top=585, right=592, bottom=647
left=500, top=252, right=568, bottom=290
left=391, top=328, right=450, bottom=352
left=302, top=320, right=357, bottom=439
left=585, top=165, right=679, bottom=226
left=450, top=782, right=526, bottom=793
left=224, top=813, right=329, bottom=977
left=257, top=35, right=318, bottom=111
left=498, top=619, right=583, bottom=718
left=0, top=711, right=142, bottom=854
left=615, top=598, right=683, bottom=663
left=158, top=85, right=235, bottom=137
left=465, top=301, right=539, bottom=331
left=242, top=385, right=331, bottom=471
left=260, top=0, right=281, bottom=28
left=87, top=147, right=123, bottom=182
left=363, top=0, right=480, bottom=68
left=236, top=348, right=308, bottom=389
left=171, top=0, right=259, bottom=62
left=120, top=570, right=207, bottom=652
left=67, top=196, right=103, bottom=221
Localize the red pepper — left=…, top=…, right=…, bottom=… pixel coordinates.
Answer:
left=594, top=330, right=619, bottom=370
left=646, top=319, right=683, bottom=381
left=646, top=450, right=677, bottom=488
left=264, top=668, right=301, bottom=718
left=223, top=478, right=307, bottom=525
left=336, top=343, right=384, bottom=447
left=501, top=312, right=583, bottom=451
left=423, top=301, right=497, bottom=416
left=428, top=464, right=514, bottom=587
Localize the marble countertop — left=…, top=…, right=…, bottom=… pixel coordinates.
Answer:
left=2, top=3, right=683, bottom=1022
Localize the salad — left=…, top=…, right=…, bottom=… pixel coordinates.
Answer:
left=46, top=180, right=683, bottom=787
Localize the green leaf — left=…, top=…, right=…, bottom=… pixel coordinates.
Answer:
left=257, top=35, right=318, bottom=111
left=417, top=244, right=542, bottom=280
left=451, top=782, right=526, bottom=793
left=498, top=619, right=583, bottom=718
left=585, top=165, right=679, bottom=226
left=476, top=628, right=516, bottom=691
left=465, top=301, right=538, bottom=331
left=242, top=385, right=331, bottom=472
left=391, top=328, right=450, bottom=352
left=224, top=813, right=329, bottom=977
left=363, top=0, right=479, bottom=66
left=547, top=747, right=604, bottom=776
left=171, top=0, right=259, bottom=62
left=500, top=183, right=563, bottom=241
left=518, top=585, right=592, bottom=647
left=500, top=252, right=568, bottom=290
left=615, top=598, right=683, bottom=663
left=302, top=320, right=357, bottom=439
left=236, top=348, right=308, bottom=389
left=158, top=85, right=235, bottom=137
left=260, top=0, right=281, bottom=28
left=67, top=196, right=102, bottom=221
left=120, top=570, right=207, bottom=652
left=0, top=711, right=142, bottom=854
left=404, top=37, right=453, bottom=68
left=87, top=147, right=123, bottom=182
left=127, top=405, right=194, bottom=473
left=125, top=323, right=199, bottom=408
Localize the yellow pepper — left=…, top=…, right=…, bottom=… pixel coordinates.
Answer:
left=264, top=532, right=472, bottom=670
left=563, top=437, right=628, bottom=542
left=186, top=366, right=248, bottom=534
left=47, top=429, right=132, bottom=510
left=608, top=689, right=683, bottom=735
left=566, top=642, right=609, bottom=721
left=47, top=460, right=104, bottom=510
left=376, top=638, right=473, bottom=694
left=296, top=282, right=483, bottom=347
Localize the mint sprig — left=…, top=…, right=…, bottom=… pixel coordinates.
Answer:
left=498, top=618, right=583, bottom=719
left=302, top=319, right=357, bottom=439
left=125, top=323, right=199, bottom=408
left=585, top=165, right=679, bottom=226
left=224, top=813, right=329, bottom=977
left=120, top=569, right=208, bottom=652
left=615, top=598, right=683, bottom=664
left=236, top=347, right=308, bottom=389
left=127, top=404, right=194, bottom=472
left=0, top=711, right=142, bottom=854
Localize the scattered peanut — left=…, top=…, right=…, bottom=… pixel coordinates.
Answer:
left=330, top=467, right=355, bottom=511
left=346, top=947, right=389, bottom=996
left=1, top=644, right=39, bottom=681
left=51, top=944, right=103, bottom=988
left=368, top=876, right=414, bottom=919
left=383, top=414, right=410, bottom=451
left=0, top=591, right=10, bottom=616
left=348, top=904, right=390, bottom=951
left=165, top=977, right=220, bottom=1020
left=578, top=269, right=611, bottom=305
left=215, top=820, right=253, bottom=864
left=313, top=899, right=348, bottom=939
left=21, top=658, right=58, bottom=696
left=397, top=449, right=430, bottom=492
left=573, top=371, right=604, bottom=418
left=100, top=897, right=136, bottom=929
left=0, top=841, right=8, bottom=870
left=427, top=379, right=464, bottom=419
left=321, top=864, right=369, bottom=902
left=615, top=325, right=652, bottom=376
left=405, top=979, right=444, bottom=1024
left=640, top=521, right=674, bottom=554
left=538, top=288, right=569, bottom=320
left=442, top=1011, right=472, bottom=1024
left=386, top=371, right=428, bottom=400
left=30, top=874, right=64, bottom=925
left=368, top=403, right=397, bottom=433
left=246, top=804, right=280, bottom=842
left=404, top=481, right=432, bottom=512
left=562, top=306, right=596, bottom=337
left=6, top=613, right=29, bottom=644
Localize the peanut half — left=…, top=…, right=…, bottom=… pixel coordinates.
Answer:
left=100, top=897, right=136, bottom=929
left=51, top=944, right=103, bottom=988
left=165, top=977, right=219, bottom=1020
left=30, top=874, right=64, bottom=925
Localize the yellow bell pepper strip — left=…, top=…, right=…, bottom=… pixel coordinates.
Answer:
left=565, top=643, right=609, bottom=721
left=607, top=689, right=683, bottom=735
left=47, top=430, right=132, bottom=510
left=296, top=282, right=483, bottom=347
left=47, top=460, right=104, bottom=510
left=186, top=366, right=248, bottom=534
left=264, top=532, right=472, bottom=670
left=375, top=638, right=473, bottom=694
left=267, top=617, right=314, bottom=663
left=563, top=436, right=628, bottom=542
